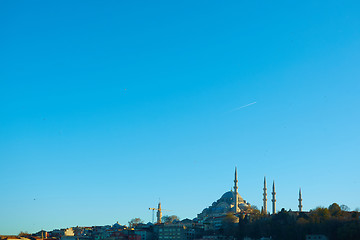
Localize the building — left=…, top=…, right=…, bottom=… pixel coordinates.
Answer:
left=64, top=228, right=74, bottom=237
left=155, top=224, right=194, bottom=240
left=202, top=216, right=226, bottom=231
left=197, top=168, right=251, bottom=221
left=128, top=234, right=141, bottom=240
left=134, top=230, right=153, bottom=240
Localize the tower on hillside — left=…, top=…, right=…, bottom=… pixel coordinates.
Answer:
left=263, top=176, right=267, bottom=214
left=234, top=167, right=239, bottom=213
left=157, top=202, right=162, bottom=224
left=272, top=181, right=276, bottom=214
left=298, top=188, right=303, bottom=212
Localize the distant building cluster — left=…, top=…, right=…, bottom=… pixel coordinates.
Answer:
left=0, top=220, right=202, bottom=240
left=1, top=168, right=309, bottom=240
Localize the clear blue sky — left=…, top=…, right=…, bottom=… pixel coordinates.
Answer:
left=1, top=0, right=360, bottom=235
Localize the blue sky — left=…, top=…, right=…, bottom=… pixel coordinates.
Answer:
left=1, top=0, right=360, bottom=235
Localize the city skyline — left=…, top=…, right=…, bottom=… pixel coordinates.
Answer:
left=1, top=0, right=360, bottom=235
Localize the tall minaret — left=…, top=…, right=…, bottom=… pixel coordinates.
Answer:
left=272, top=181, right=276, bottom=214
left=157, top=201, right=162, bottom=224
left=298, top=188, right=303, bottom=212
left=263, top=176, right=267, bottom=214
left=234, top=167, right=239, bottom=213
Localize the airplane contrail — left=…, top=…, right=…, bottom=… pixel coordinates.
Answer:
left=229, top=102, right=257, bottom=112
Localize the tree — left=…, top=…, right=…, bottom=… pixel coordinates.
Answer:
left=309, top=207, right=330, bottom=223
left=249, top=205, right=262, bottom=220
left=340, top=204, right=350, bottom=211
left=128, top=218, right=144, bottom=227
left=162, top=215, right=179, bottom=224
left=19, top=231, right=29, bottom=236
left=224, top=212, right=238, bottom=223
left=222, top=213, right=238, bottom=236
left=329, top=203, right=341, bottom=217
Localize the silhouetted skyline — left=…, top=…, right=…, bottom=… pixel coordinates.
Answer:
left=1, top=0, right=360, bottom=235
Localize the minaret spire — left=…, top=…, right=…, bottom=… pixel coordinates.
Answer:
left=263, top=176, right=267, bottom=214
left=272, top=181, right=276, bottom=214
left=298, top=188, right=303, bottom=212
left=157, top=201, right=162, bottom=224
left=234, top=167, right=239, bottom=213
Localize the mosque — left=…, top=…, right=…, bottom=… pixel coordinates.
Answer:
left=197, top=167, right=303, bottom=220
left=197, top=167, right=251, bottom=220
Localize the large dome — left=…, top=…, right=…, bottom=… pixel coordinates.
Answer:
left=221, top=191, right=234, bottom=199
left=197, top=190, right=249, bottom=219
left=221, top=191, right=245, bottom=203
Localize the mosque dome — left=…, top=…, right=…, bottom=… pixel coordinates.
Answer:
left=197, top=190, right=249, bottom=220
left=220, top=191, right=245, bottom=203
left=221, top=191, right=234, bottom=200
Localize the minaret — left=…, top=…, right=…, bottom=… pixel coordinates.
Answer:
left=234, top=167, right=239, bottom=213
left=263, top=176, right=267, bottom=214
left=272, top=181, right=276, bottom=214
left=298, top=188, right=303, bottom=212
left=157, top=201, right=162, bottom=224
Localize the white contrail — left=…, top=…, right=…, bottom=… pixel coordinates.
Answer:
left=229, top=102, right=257, bottom=112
